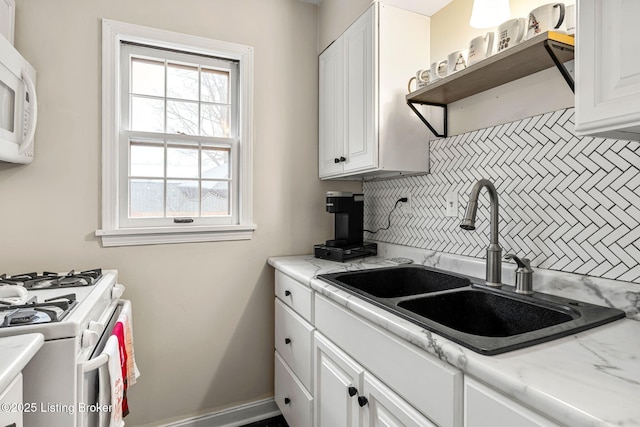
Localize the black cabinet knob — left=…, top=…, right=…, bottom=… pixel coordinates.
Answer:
left=339, top=156, right=346, bottom=162
left=334, top=158, right=340, bottom=163
left=285, top=338, right=292, bottom=344
left=284, top=397, right=291, bottom=405
left=284, top=290, right=291, bottom=297
left=358, top=396, right=369, bottom=407
left=348, top=386, right=358, bottom=397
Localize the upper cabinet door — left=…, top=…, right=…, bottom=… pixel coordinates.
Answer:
left=575, top=0, right=640, bottom=140
left=343, top=5, right=376, bottom=173
left=319, top=37, right=345, bottom=178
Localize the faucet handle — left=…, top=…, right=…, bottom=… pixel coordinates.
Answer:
left=504, top=254, right=531, bottom=269
left=504, top=254, right=534, bottom=294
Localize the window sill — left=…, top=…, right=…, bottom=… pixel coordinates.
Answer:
left=95, top=224, right=257, bottom=247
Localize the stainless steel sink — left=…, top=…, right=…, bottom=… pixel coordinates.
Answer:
left=318, top=265, right=626, bottom=355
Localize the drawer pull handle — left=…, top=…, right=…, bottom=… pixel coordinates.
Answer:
left=348, top=386, right=358, bottom=397
left=284, top=290, right=291, bottom=297
left=284, top=397, right=291, bottom=405
left=285, top=338, right=292, bottom=344
left=358, top=396, right=369, bottom=407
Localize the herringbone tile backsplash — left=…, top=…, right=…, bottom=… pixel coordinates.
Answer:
left=364, top=108, right=640, bottom=284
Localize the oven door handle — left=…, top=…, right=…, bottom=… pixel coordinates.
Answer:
left=81, top=299, right=128, bottom=373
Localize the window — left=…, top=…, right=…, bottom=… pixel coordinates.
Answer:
left=98, top=20, right=254, bottom=246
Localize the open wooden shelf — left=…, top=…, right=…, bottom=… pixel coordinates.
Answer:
left=406, top=31, right=574, bottom=108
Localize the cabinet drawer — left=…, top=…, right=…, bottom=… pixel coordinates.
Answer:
left=275, top=351, right=313, bottom=427
left=315, top=294, right=463, bottom=427
left=275, top=271, right=313, bottom=322
left=464, top=378, right=559, bottom=427
left=275, top=298, right=314, bottom=391
left=0, top=373, right=23, bottom=427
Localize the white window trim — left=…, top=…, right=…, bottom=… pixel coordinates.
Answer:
left=97, top=19, right=255, bottom=247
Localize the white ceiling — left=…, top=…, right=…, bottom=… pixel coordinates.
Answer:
left=297, top=0, right=453, bottom=16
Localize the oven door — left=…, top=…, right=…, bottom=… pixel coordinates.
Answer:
left=77, top=299, right=125, bottom=427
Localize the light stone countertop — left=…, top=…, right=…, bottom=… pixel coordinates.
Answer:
left=268, top=244, right=640, bottom=427
left=0, top=333, right=44, bottom=392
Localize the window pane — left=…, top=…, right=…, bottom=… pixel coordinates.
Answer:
left=202, top=147, right=229, bottom=179
left=130, top=179, right=164, bottom=217
left=202, top=181, right=230, bottom=216
left=201, top=104, right=230, bottom=137
left=167, top=100, right=199, bottom=135
left=130, top=142, right=164, bottom=177
left=131, top=96, right=165, bottom=132
left=167, top=144, right=199, bottom=178
left=131, top=58, right=165, bottom=97
left=201, top=68, right=229, bottom=103
left=167, top=179, right=199, bottom=217
left=167, top=62, right=198, bottom=101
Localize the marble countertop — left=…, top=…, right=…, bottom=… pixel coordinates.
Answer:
left=0, top=333, right=44, bottom=392
left=268, top=247, right=640, bottom=427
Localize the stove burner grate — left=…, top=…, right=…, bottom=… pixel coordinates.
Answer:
left=0, top=269, right=102, bottom=289
left=0, top=294, right=78, bottom=328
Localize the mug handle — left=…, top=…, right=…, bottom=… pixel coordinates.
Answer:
left=515, top=17, right=526, bottom=43
left=553, top=3, right=565, bottom=29
left=407, top=76, right=416, bottom=93
left=485, top=31, right=495, bottom=56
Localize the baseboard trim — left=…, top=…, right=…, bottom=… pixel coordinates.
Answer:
left=160, top=398, right=281, bottom=427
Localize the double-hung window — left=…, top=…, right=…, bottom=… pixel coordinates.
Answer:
left=99, top=20, right=254, bottom=246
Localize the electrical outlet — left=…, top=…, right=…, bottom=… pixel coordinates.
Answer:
left=399, top=193, right=412, bottom=216
left=445, top=192, right=458, bottom=217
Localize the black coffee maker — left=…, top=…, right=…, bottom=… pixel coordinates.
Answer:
left=314, top=191, right=377, bottom=262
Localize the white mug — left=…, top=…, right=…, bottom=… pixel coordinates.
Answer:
left=565, top=4, right=575, bottom=36
left=447, top=49, right=468, bottom=75
left=416, top=68, right=430, bottom=88
left=430, top=59, right=448, bottom=82
left=497, top=18, right=526, bottom=52
left=468, top=32, right=495, bottom=66
left=526, top=3, right=566, bottom=40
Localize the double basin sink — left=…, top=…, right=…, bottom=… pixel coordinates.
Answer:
left=318, top=265, right=625, bottom=355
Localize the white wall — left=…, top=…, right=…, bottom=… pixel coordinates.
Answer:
left=2, top=0, right=360, bottom=425
left=430, top=0, right=576, bottom=135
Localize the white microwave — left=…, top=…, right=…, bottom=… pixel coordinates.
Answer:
left=0, top=34, right=37, bottom=164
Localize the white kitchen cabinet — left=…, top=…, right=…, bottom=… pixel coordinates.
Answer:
left=318, top=3, right=430, bottom=179
left=274, top=271, right=315, bottom=426
left=314, top=332, right=435, bottom=427
left=575, top=0, right=640, bottom=141
left=464, top=377, right=559, bottom=427
left=0, top=373, right=23, bottom=427
left=315, top=293, right=463, bottom=427
left=314, top=333, right=363, bottom=427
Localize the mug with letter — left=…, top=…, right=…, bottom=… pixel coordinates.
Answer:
left=468, top=32, right=495, bottom=66
left=447, top=49, right=469, bottom=75
left=526, top=3, right=566, bottom=40
left=430, top=59, right=448, bottom=83
left=497, top=18, right=526, bottom=52
left=407, top=68, right=430, bottom=92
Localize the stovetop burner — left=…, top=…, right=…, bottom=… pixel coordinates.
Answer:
left=0, top=269, right=102, bottom=290
left=0, top=294, right=78, bottom=327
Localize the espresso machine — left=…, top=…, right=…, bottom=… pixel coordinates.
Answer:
left=314, top=191, right=377, bottom=262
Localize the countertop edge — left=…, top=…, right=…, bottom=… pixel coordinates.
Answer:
left=0, top=333, right=44, bottom=392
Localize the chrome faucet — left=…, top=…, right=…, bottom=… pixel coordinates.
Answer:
left=460, top=179, right=502, bottom=287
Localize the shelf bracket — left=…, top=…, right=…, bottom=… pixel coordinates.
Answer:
left=406, top=101, right=448, bottom=138
left=544, top=39, right=575, bottom=93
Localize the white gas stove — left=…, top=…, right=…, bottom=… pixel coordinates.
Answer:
left=0, top=269, right=126, bottom=427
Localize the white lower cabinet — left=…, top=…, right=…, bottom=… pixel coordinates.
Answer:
left=0, top=373, right=23, bottom=427
left=275, top=352, right=313, bottom=427
left=464, top=378, right=560, bottom=427
left=314, top=294, right=463, bottom=427
left=314, top=332, right=435, bottom=427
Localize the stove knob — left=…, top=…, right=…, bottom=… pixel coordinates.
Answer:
left=82, top=329, right=99, bottom=349
left=112, top=284, right=125, bottom=299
